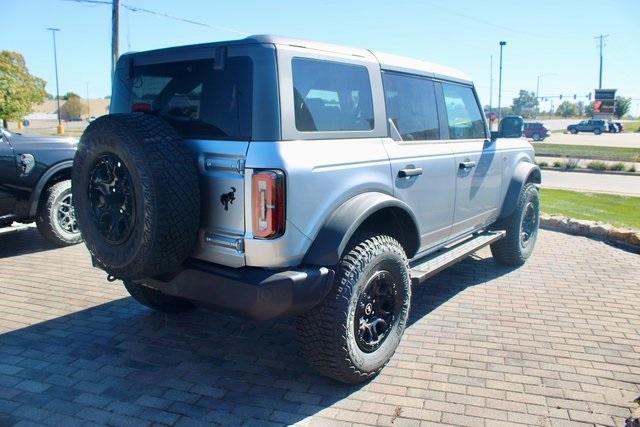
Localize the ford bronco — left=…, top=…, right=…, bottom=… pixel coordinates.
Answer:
left=72, top=35, right=541, bottom=384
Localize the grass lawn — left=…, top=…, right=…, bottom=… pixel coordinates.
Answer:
left=623, top=121, right=640, bottom=133
left=534, top=143, right=640, bottom=162
left=541, top=188, right=640, bottom=230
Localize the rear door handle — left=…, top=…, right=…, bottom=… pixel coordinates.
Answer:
left=459, top=161, right=477, bottom=170
left=398, top=167, right=423, bottom=178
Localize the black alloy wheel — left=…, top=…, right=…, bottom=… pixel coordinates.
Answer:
left=88, top=153, right=136, bottom=245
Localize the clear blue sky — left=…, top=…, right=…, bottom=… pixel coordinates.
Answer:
left=4, top=0, right=640, bottom=115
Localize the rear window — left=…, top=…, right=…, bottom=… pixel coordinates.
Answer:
left=131, top=57, right=253, bottom=140
left=292, top=58, right=374, bottom=132
left=383, top=72, right=440, bottom=141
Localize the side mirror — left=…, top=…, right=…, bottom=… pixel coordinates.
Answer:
left=497, top=116, right=524, bottom=139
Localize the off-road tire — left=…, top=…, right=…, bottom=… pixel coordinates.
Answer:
left=72, top=113, right=200, bottom=280
left=36, top=180, right=82, bottom=247
left=297, top=235, right=411, bottom=384
left=490, top=182, right=540, bottom=266
left=123, top=280, right=194, bottom=313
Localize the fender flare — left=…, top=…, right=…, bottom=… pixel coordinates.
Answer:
left=27, top=160, right=73, bottom=217
left=499, top=161, right=541, bottom=219
left=303, top=192, right=420, bottom=266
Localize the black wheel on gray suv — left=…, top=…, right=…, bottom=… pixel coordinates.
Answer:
left=569, top=128, right=578, bottom=134
left=72, top=113, right=200, bottom=280
left=36, top=180, right=82, bottom=247
left=490, top=182, right=540, bottom=266
left=297, top=235, right=411, bottom=384
left=123, top=280, right=194, bottom=313
left=594, top=128, right=602, bottom=135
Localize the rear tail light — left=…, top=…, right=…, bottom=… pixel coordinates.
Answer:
left=132, top=102, right=152, bottom=112
left=251, top=170, right=285, bottom=239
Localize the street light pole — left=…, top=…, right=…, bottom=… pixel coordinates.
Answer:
left=497, top=41, right=506, bottom=120
left=489, top=54, right=493, bottom=113
left=46, top=27, right=63, bottom=135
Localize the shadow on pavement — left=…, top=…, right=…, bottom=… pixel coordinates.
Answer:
left=0, top=253, right=516, bottom=425
left=0, top=227, right=60, bottom=258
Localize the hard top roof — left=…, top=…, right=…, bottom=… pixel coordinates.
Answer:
left=123, top=34, right=472, bottom=84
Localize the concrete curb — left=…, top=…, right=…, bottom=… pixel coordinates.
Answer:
left=537, top=166, right=639, bottom=177
left=540, top=213, right=640, bottom=253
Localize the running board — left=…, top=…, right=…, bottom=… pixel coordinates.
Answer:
left=409, top=230, right=505, bottom=285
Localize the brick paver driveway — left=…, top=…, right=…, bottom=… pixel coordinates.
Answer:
left=0, top=228, right=638, bottom=427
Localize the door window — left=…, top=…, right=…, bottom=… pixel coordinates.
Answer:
left=292, top=58, right=374, bottom=132
left=382, top=72, right=439, bottom=141
left=442, top=83, right=486, bottom=139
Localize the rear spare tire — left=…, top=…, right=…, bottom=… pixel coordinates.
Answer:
left=72, top=113, right=200, bottom=280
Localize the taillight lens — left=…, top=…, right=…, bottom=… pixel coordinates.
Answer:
left=251, top=170, right=285, bottom=239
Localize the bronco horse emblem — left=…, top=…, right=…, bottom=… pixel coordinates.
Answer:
left=220, top=187, right=236, bottom=211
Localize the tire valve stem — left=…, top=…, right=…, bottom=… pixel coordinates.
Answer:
left=106, top=274, right=117, bottom=283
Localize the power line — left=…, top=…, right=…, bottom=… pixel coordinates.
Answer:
left=62, top=0, right=248, bottom=36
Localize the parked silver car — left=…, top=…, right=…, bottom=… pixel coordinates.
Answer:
left=72, top=35, right=541, bottom=383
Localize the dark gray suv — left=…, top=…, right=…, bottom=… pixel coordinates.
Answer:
left=567, top=119, right=607, bottom=135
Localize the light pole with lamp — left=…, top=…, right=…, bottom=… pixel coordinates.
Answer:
left=497, top=41, right=506, bottom=121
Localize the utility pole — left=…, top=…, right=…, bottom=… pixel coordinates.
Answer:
left=595, top=34, right=609, bottom=89
left=489, top=54, right=493, bottom=113
left=111, top=0, right=120, bottom=79
left=497, top=41, right=506, bottom=120
left=46, top=28, right=63, bottom=135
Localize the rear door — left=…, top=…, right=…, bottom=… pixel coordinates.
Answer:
left=0, top=133, right=16, bottom=215
left=440, top=82, right=503, bottom=236
left=118, top=44, right=279, bottom=267
left=382, top=71, right=456, bottom=251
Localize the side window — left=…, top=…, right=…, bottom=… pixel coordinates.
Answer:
left=382, top=72, right=439, bottom=141
left=442, top=83, right=486, bottom=139
left=292, top=58, right=374, bottom=132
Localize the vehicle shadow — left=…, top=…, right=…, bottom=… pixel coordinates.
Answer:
left=0, top=226, right=60, bottom=258
left=0, top=254, right=516, bottom=425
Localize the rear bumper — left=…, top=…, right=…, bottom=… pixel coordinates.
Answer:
left=138, top=259, right=335, bottom=320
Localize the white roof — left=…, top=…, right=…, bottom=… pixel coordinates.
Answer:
left=370, top=51, right=471, bottom=84
left=248, top=35, right=472, bottom=84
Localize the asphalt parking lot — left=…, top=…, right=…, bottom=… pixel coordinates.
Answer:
left=0, top=228, right=639, bottom=426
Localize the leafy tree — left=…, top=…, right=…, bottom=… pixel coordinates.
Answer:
left=614, top=96, right=631, bottom=119
left=59, top=91, right=80, bottom=100
left=584, top=102, right=594, bottom=117
left=61, top=96, right=88, bottom=119
left=555, top=101, right=579, bottom=117
left=576, top=101, right=585, bottom=116
left=511, top=90, right=539, bottom=118
left=0, top=51, right=47, bottom=128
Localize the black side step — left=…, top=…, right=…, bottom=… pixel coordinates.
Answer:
left=409, top=231, right=505, bottom=285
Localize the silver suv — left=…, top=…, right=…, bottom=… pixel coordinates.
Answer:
left=72, top=35, right=541, bottom=384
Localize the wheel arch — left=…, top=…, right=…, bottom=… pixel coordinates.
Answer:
left=303, top=192, right=420, bottom=266
left=498, top=161, right=541, bottom=220
left=28, top=160, right=73, bottom=217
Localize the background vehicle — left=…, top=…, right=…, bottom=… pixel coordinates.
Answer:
left=0, top=128, right=81, bottom=246
left=523, top=122, right=550, bottom=141
left=567, top=119, right=607, bottom=135
left=73, top=35, right=541, bottom=384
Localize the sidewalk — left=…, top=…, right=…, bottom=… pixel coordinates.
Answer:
left=541, top=169, right=640, bottom=196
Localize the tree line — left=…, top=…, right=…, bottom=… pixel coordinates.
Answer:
left=489, top=90, right=632, bottom=119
